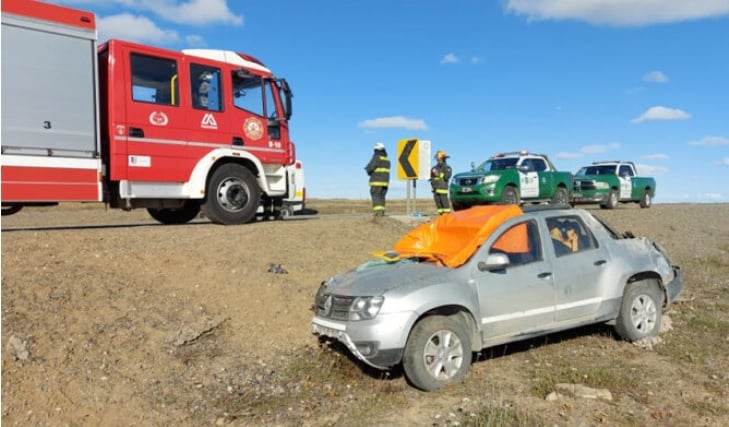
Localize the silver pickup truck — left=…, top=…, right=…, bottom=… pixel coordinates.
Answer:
left=312, top=205, right=683, bottom=391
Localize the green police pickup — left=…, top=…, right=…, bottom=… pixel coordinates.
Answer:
left=572, top=161, right=656, bottom=209
left=449, top=151, right=573, bottom=210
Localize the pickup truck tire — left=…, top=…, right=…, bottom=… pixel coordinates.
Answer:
left=147, top=200, right=201, bottom=224
left=403, top=315, right=472, bottom=391
left=501, top=186, right=520, bottom=205
left=551, top=187, right=569, bottom=205
left=451, top=202, right=469, bottom=211
left=601, top=189, right=619, bottom=209
left=202, top=164, right=261, bottom=225
left=614, top=279, right=662, bottom=342
left=640, top=191, right=652, bottom=208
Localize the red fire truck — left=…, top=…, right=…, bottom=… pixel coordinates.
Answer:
left=1, top=0, right=300, bottom=225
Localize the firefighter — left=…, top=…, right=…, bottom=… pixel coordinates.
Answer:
left=365, top=142, right=391, bottom=216
left=430, top=150, right=452, bottom=215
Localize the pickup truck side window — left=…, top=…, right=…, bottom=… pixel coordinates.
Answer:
left=547, top=216, right=598, bottom=257
left=232, top=72, right=264, bottom=117
left=130, top=53, right=179, bottom=106
left=190, top=64, right=222, bottom=111
left=489, top=220, right=542, bottom=266
left=619, top=165, right=634, bottom=177
left=531, top=158, right=547, bottom=172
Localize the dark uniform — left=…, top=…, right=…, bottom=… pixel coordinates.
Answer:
left=430, top=150, right=452, bottom=215
left=365, top=143, right=391, bottom=216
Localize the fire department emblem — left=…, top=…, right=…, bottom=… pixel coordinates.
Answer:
left=149, top=111, right=169, bottom=126
left=243, top=117, right=263, bottom=140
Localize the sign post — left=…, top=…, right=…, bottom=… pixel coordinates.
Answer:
left=397, top=138, right=431, bottom=215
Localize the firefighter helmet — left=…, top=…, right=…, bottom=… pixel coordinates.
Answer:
left=435, top=150, right=449, bottom=160
left=374, top=142, right=385, bottom=151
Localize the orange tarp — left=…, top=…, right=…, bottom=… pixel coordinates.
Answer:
left=391, top=205, right=524, bottom=268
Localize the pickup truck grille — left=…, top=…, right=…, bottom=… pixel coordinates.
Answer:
left=314, top=293, right=354, bottom=320
left=456, top=177, right=478, bottom=186
left=574, top=180, right=596, bottom=191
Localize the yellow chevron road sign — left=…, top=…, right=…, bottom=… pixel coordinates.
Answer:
left=397, top=138, right=431, bottom=180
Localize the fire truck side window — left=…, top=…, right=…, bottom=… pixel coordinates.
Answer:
left=232, top=72, right=264, bottom=117
left=190, top=64, right=222, bottom=111
left=131, top=53, right=179, bottom=106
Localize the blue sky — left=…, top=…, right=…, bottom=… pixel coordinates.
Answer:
left=56, top=0, right=729, bottom=203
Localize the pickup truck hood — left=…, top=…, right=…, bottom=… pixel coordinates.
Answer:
left=324, top=261, right=449, bottom=296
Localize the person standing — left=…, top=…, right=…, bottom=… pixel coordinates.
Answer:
left=365, top=142, right=391, bottom=216
left=430, top=150, right=452, bottom=215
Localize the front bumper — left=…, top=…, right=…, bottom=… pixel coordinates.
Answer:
left=311, top=312, right=413, bottom=370
left=571, top=191, right=608, bottom=204
left=664, top=266, right=684, bottom=305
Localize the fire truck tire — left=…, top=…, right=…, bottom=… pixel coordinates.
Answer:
left=1, top=204, right=23, bottom=216
left=147, top=200, right=201, bottom=225
left=203, top=164, right=261, bottom=225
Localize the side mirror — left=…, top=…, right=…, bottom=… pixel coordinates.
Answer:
left=478, top=253, right=510, bottom=271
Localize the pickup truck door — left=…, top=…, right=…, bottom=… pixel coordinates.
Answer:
left=618, top=165, right=633, bottom=199
left=474, top=220, right=555, bottom=342
left=544, top=215, right=612, bottom=323
left=517, top=160, right=540, bottom=198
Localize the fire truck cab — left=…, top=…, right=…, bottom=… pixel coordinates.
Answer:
left=1, top=0, right=298, bottom=225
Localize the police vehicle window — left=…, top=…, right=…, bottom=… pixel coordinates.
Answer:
left=619, top=165, right=634, bottom=177
left=532, top=158, right=547, bottom=172
left=131, top=54, right=179, bottom=106
left=190, top=64, right=222, bottom=112
left=489, top=220, right=542, bottom=266
left=547, top=216, right=598, bottom=257
left=232, top=71, right=264, bottom=116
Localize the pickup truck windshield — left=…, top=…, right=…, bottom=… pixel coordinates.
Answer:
left=476, top=158, right=518, bottom=172
left=577, top=165, right=616, bottom=176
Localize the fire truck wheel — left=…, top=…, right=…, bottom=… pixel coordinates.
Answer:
left=1, top=204, right=23, bottom=216
left=147, top=200, right=201, bottom=225
left=203, top=164, right=261, bottom=225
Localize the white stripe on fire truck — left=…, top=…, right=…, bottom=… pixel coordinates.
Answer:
left=1, top=155, right=100, bottom=169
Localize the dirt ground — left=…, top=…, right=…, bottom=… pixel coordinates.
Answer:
left=2, top=200, right=728, bottom=426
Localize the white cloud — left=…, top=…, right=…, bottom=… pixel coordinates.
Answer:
left=98, top=14, right=179, bottom=44
left=358, top=116, right=428, bottom=131
left=580, top=143, right=620, bottom=154
left=470, top=56, right=483, bottom=64
left=185, top=34, right=206, bottom=47
left=554, top=152, right=583, bottom=159
left=440, top=53, right=459, bottom=64
left=705, top=192, right=723, bottom=200
left=506, top=0, right=729, bottom=27
left=642, top=153, right=669, bottom=161
left=144, top=0, right=243, bottom=26
left=62, top=0, right=243, bottom=26
left=719, top=158, right=729, bottom=166
left=689, top=135, right=729, bottom=146
left=643, top=70, right=669, bottom=83
left=631, top=106, right=691, bottom=123
left=635, top=163, right=668, bottom=175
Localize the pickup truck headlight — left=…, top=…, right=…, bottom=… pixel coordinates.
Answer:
left=482, top=175, right=500, bottom=184
left=350, top=296, right=384, bottom=321
left=595, top=182, right=609, bottom=189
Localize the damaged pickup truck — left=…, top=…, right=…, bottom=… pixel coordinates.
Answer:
left=311, top=205, right=683, bottom=391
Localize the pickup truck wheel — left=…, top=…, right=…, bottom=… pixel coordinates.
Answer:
left=614, top=279, right=663, bottom=342
left=403, top=315, right=472, bottom=391
left=202, top=164, right=261, bottom=225
left=147, top=200, right=201, bottom=224
left=501, top=186, right=520, bottom=205
left=640, top=191, right=652, bottom=208
left=451, top=202, right=469, bottom=211
left=551, top=187, right=569, bottom=205
left=601, top=189, right=618, bottom=209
